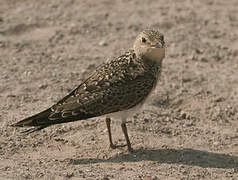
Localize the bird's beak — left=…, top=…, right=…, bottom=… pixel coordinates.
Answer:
left=151, top=41, right=164, bottom=48
left=156, top=41, right=164, bottom=48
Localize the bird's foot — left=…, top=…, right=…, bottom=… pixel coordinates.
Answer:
left=127, top=147, right=134, bottom=153
left=109, top=143, right=134, bottom=153
left=109, top=143, right=127, bottom=149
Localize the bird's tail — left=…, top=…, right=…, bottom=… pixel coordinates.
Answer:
left=11, top=108, right=92, bottom=134
left=11, top=108, right=53, bottom=133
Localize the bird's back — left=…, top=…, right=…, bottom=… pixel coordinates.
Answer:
left=12, top=50, right=161, bottom=129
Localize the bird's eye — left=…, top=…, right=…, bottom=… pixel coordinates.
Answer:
left=141, top=37, right=146, bottom=43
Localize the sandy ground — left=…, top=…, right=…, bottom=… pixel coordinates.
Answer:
left=1, top=0, right=238, bottom=179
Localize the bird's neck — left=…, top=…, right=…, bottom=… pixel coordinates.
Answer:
left=136, top=54, right=162, bottom=68
left=134, top=49, right=164, bottom=67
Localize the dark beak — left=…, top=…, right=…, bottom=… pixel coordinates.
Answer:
left=151, top=41, right=164, bottom=48
left=156, top=41, right=164, bottom=48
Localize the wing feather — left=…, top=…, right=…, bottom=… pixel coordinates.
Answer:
left=50, top=51, right=159, bottom=121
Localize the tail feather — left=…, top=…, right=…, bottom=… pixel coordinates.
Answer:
left=20, top=125, right=49, bottom=134
left=11, top=108, right=52, bottom=127
left=11, top=108, right=95, bottom=134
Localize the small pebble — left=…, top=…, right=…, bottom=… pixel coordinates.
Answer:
left=99, top=40, right=108, bottom=46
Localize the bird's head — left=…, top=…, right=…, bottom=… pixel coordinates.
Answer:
left=133, top=29, right=165, bottom=64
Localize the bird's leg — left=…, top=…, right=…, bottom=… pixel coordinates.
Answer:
left=106, top=117, right=128, bottom=150
left=121, top=122, right=133, bottom=152
left=105, top=117, right=116, bottom=149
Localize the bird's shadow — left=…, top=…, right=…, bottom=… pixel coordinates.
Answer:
left=69, top=148, right=238, bottom=169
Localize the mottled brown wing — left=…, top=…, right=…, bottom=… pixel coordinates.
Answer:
left=49, top=52, right=158, bottom=122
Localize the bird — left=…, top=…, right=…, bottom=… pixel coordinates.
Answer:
left=12, top=29, right=165, bottom=152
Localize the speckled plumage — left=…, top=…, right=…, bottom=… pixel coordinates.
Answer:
left=50, top=49, right=161, bottom=121
left=12, top=29, right=165, bottom=152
